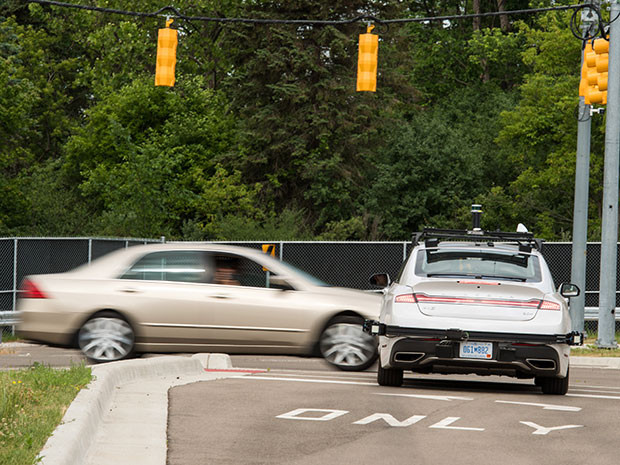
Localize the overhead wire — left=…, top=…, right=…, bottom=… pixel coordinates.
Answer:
left=25, top=0, right=596, bottom=27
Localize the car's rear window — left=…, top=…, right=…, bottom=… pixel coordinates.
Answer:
left=415, top=248, right=542, bottom=282
left=120, top=251, right=209, bottom=283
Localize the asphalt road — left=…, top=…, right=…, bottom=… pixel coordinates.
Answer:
left=168, top=355, right=620, bottom=465
left=2, top=345, right=619, bottom=465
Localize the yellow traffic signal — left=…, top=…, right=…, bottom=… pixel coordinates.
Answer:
left=155, top=18, right=178, bottom=87
left=581, top=38, right=609, bottom=105
left=357, top=25, right=378, bottom=92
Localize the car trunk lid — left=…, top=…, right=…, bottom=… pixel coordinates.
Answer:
left=412, top=279, right=545, bottom=321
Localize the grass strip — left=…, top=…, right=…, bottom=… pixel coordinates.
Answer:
left=570, top=333, right=620, bottom=357
left=0, top=363, right=91, bottom=465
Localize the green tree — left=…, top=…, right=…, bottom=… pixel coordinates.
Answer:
left=219, top=0, right=415, bottom=233
left=486, top=11, right=604, bottom=239
left=365, top=86, right=517, bottom=239
left=61, top=76, right=245, bottom=238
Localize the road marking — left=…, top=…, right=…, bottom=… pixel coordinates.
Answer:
left=567, top=393, right=620, bottom=400
left=233, top=375, right=376, bottom=386
left=353, top=413, right=426, bottom=427
left=376, top=392, right=474, bottom=402
left=429, top=417, right=484, bottom=431
left=520, top=421, right=583, bottom=435
left=204, top=368, right=267, bottom=373
left=276, top=408, right=349, bottom=421
left=569, top=388, right=620, bottom=394
left=571, top=384, right=620, bottom=389
left=495, top=400, right=581, bottom=411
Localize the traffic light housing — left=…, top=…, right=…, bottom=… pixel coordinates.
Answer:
left=580, top=38, right=609, bottom=105
left=155, top=19, right=178, bottom=87
left=357, top=25, right=378, bottom=92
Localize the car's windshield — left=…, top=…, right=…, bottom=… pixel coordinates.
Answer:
left=415, top=248, right=542, bottom=282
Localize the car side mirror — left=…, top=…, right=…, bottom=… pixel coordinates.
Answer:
left=559, top=282, right=580, bottom=298
left=269, top=275, right=295, bottom=291
left=370, top=273, right=391, bottom=288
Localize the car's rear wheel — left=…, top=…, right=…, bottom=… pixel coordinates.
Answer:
left=78, top=312, right=135, bottom=363
left=537, top=367, right=569, bottom=395
left=377, top=365, right=404, bottom=387
left=318, top=316, right=378, bottom=371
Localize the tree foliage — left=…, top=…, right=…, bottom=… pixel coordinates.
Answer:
left=0, top=0, right=598, bottom=241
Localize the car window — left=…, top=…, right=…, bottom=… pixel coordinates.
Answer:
left=415, top=248, right=542, bottom=282
left=210, top=253, right=279, bottom=288
left=120, top=251, right=210, bottom=283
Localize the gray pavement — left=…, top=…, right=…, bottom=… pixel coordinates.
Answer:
left=1, top=342, right=618, bottom=465
left=36, top=352, right=240, bottom=465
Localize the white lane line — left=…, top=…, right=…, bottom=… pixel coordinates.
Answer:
left=495, top=400, right=581, bottom=411
left=567, top=393, right=620, bottom=400
left=232, top=375, right=377, bottom=386
left=571, top=384, right=620, bottom=389
left=375, top=392, right=474, bottom=402
left=569, top=388, right=620, bottom=394
left=258, top=372, right=377, bottom=382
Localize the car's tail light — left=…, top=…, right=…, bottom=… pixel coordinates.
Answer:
left=394, top=294, right=417, bottom=303
left=20, top=279, right=48, bottom=299
left=539, top=300, right=561, bottom=311
left=397, top=292, right=559, bottom=310
left=413, top=293, right=541, bottom=308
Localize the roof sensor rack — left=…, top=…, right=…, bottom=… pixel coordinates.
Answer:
left=411, top=228, right=544, bottom=252
left=411, top=206, right=543, bottom=252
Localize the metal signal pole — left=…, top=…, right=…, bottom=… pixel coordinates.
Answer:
left=597, top=0, right=620, bottom=348
left=570, top=6, right=597, bottom=333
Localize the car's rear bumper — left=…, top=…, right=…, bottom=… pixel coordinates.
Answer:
left=364, top=320, right=579, bottom=378
left=363, top=320, right=584, bottom=345
left=383, top=337, right=566, bottom=377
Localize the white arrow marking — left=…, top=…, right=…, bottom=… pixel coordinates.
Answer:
left=353, top=413, right=426, bottom=427
left=495, top=400, right=581, bottom=412
left=376, top=393, right=474, bottom=402
left=429, top=417, right=484, bottom=431
left=276, top=408, right=349, bottom=421
left=520, top=421, right=583, bottom=435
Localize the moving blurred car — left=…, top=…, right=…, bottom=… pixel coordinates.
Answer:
left=17, top=243, right=380, bottom=371
left=365, top=227, right=583, bottom=394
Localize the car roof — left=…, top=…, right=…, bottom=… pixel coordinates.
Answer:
left=69, top=243, right=285, bottom=278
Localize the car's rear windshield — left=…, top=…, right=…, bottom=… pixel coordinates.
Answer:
left=415, top=248, right=542, bottom=282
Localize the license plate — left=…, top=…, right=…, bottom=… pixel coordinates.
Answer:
left=459, top=341, right=493, bottom=359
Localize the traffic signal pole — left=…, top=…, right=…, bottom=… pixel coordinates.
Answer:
left=597, top=0, right=620, bottom=348
left=570, top=8, right=596, bottom=333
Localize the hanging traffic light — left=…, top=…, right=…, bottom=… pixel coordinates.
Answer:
left=357, top=25, right=378, bottom=92
left=580, top=38, right=609, bottom=105
left=155, top=18, right=178, bottom=87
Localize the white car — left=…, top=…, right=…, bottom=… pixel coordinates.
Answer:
left=17, top=243, right=380, bottom=371
left=365, top=228, right=582, bottom=395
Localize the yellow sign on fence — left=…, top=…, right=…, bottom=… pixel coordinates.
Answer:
left=261, top=244, right=276, bottom=271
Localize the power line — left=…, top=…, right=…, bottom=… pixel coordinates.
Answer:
left=26, top=0, right=592, bottom=26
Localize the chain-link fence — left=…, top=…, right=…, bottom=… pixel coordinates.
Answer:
left=0, top=237, right=160, bottom=340
left=1, top=238, right=619, bottom=340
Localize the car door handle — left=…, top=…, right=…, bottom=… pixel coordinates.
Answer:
left=209, top=294, right=231, bottom=299
left=119, top=288, right=141, bottom=294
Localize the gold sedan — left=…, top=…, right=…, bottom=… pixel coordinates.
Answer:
left=17, top=243, right=381, bottom=371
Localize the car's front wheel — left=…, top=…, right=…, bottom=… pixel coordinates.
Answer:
left=318, top=316, right=378, bottom=371
left=537, top=367, right=569, bottom=395
left=78, top=312, right=135, bottom=363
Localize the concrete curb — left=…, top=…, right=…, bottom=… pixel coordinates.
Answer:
left=37, top=353, right=232, bottom=465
